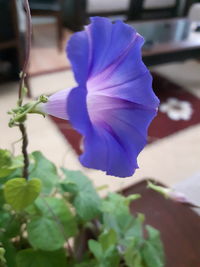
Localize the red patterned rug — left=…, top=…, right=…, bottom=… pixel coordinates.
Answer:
left=50, top=73, right=200, bottom=155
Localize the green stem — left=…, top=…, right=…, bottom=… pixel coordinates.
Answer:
left=18, top=0, right=32, bottom=179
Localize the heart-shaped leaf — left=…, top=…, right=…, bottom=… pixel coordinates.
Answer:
left=4, top=178, right=41, bottom=211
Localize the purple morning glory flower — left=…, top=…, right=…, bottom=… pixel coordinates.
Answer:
left=42, top=17, right=159, bottom=177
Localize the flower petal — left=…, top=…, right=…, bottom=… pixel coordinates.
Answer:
left=80, top=127, right=138, bottom=177
left=86, top=17, right=138, bottom=78
left=79, top=127, right=108, bottom=171
left=87, top=33, right=146, bottom=91
left=67, top=31, right=89, bottom=86
left=99, top=103, right=156, bottom=176
left=67, top=86, right=92, bottom=135
left=67, top=17, right=145, bottom=86
left=88, top=71, right=159, bottom=109
left=55, top=17, right=160, bottom=177
left=41, top=88, right=72, bottom=120
left=78, top=94, right=156, bottom=177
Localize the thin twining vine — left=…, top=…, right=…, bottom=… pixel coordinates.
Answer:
left=8, top=0, right=48, bottom=180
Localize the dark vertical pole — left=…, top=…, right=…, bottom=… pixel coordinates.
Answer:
left=127, top=0, right=144, bottom=21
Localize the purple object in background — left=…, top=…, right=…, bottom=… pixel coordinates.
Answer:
left=42, top=17, right=159, bottom=177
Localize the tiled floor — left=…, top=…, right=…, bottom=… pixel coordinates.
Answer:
left=29, top=24, right=72, bottom=75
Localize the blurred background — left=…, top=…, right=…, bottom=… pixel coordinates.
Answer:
left=1, top=0, right=200, bottom=200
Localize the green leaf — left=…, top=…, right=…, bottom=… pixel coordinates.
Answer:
left=103, top=246, right=120, bottom=267
left=102, top=193, right=138, bottom=239
left=10, top=156, right=24, bottom=169
left=28, top=216, right=65, bottom=251
left=62, top=169, right=101, bottom=221
left=75, top=259, right=97, bottom=267
left=0, top=188, right=5, bottom=206
left=16, top=249, right=67, bottom=267
left=124, top=240, right=144, bottom=267
left=124, top=214, right=145, bottom=245
left=0, top=150, right=12, bottom=168
left=142, top=226, right=165, bottom=267
left=0, top=150, right=23, bottom=179
left=0, top=212, right=21, bottom=238
left=88, top=240, right=103, bottom=261
left=0, top=211, right=10, bottom=230
left=142, top=241, right=164, bottom=267
left=0, top=169, right=13, bottom=179
left=27, top=197, right=77, bottom=251
left=102, top=193, right=140, bottom=215
left=30, top=151, right=58, bottom=194
left=74, top=191, right=101, bottom=222
left=60, top=182, right=79, bottom=195
left=2, top=239, right=17, bottom=267
left=99, top=229, right=117, bottom=251
left=5, top=220, right=21, bottom=239
left=61, top=169, right=91, bottom=188
left=102, top=193, right=146, bottom=256
left=0, top=247, right=6, bottom=266
left=88, top=240, right=120, bottom=267
left=4, top=178, right=41, bottom=211
left=146, top=225, right=164, bottom=255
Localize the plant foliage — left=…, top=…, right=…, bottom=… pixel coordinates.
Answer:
left=0, top=149, right=165, bottom=267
